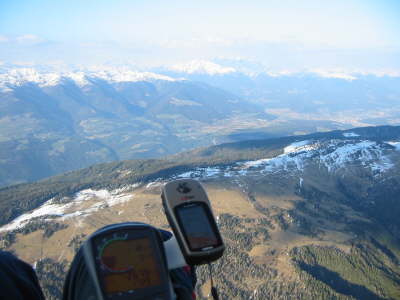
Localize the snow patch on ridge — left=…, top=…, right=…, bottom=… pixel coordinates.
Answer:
left=172, top=140, right=398, bottom=181
left=319, top=141, right=393, bottom=172
left=387, top=141, right=400, bottom=150
left=169, top=97, right=202, bottom=106
left=0, top=186, right=137, bottom=232
left=283, top=140, right=317, bottom=154
left=175, top=167, right=222, bottom=179
left=240, top=140, right=395, bottom=174
left=343, top=132, right=360, bottom=137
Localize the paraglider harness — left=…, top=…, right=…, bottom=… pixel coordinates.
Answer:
left=63, top=179, right=224, bottom=300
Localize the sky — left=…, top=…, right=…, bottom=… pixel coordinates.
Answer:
left=0, top=0, right=399, bottom=71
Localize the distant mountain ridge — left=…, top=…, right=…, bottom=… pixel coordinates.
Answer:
left=159, top=61, right=400, bottom=113
left=0, top=67, right=269, bottom=187
left=1, top=64, right=400, bottom=188
left=0, top=67, right=177, bottom=91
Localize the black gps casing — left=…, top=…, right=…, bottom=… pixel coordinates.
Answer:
left=161, top=179, right=225, bottom=265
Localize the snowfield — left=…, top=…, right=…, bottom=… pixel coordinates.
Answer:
left=0, top=186, right=138, bottom=232
left=343, top=132, right=360, bottom=137
left=239, top=140, right=396, bottom=174
left=175, top=139, right=400, bottom=179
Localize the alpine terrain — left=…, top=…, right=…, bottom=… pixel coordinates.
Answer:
left=2, top=63, right=400, bottom=187
left=1, top=125, right=400, bottom=299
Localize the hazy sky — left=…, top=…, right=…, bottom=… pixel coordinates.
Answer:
left=0, top=0, right=399, bottom=71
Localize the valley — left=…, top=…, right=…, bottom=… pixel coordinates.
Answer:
left=2, top=65, right=400, bottom=187
left=1, top=126, right=400, bottom=299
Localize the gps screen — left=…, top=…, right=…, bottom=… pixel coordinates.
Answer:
left=94, top=235, right=162, bottom=295
left=176, top=203, right=219, bottom=250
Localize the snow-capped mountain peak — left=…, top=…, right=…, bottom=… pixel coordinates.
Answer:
left=170, top=139, right=400, bottom=181
left=0, top=67, right=177, bottom=91
left=83, top=68, right=176, bottom=83
left=170, top=60, right=236, bottom=75
left=0, top=68, right=62, bottom=90
left=240, top=139, right=397, bottom=175
left=310, top=69, right=358, bottom=81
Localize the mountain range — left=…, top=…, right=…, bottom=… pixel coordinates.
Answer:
left=0, top=125, right=399, bottom=299
left=1, top=62, right=400, bottom=187
left=0, top=67, right=269, bottom=187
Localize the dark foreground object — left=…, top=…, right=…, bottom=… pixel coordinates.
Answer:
left=63, top=223, right=197, bottom=300
left=0, top=251, right=45, bottom=300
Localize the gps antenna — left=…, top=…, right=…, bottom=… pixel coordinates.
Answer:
left=208, top=263, right=219, bottom=300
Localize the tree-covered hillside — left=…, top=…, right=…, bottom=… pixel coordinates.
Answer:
left=1, top=125, right=400, bottom=299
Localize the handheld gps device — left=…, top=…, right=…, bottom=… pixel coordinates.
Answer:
left=82, top=223, right=174, bottom=300
left=161, top=179, right=225, bottom=265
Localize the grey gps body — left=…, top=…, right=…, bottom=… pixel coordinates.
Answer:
left=161, top=179, right=225, bottom=265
